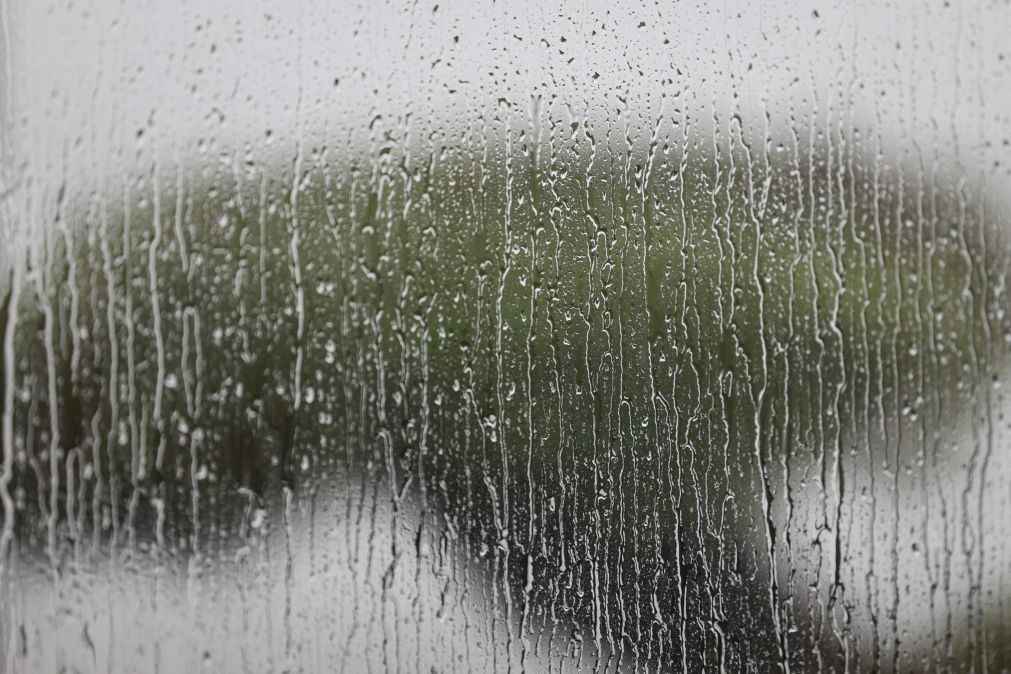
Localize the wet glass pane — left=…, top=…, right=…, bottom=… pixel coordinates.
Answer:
left=2, top=1, right=1011, bottom=671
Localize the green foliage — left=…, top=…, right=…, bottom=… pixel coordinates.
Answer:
left=6, top=132, right=1007, bottom=668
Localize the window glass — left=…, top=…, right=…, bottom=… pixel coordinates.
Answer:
left=2, top=1, right=1010, bottom=670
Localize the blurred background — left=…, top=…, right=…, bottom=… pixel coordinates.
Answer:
left=3, top=1, right=1011, bottom=671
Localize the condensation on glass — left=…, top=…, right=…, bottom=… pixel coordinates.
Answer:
left=2, top=1, right=1011, bottom=671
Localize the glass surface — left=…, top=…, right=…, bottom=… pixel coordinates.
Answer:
left=2, top=1, right=1011, bottom=671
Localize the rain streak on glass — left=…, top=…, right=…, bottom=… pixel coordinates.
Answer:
left=2, top=1, right=1011, bottom=671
